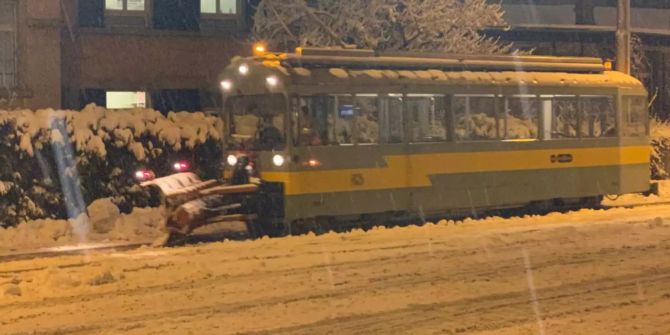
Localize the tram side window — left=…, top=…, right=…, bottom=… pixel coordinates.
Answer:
left=454, top=95, right=500, bottom=141
left=297, top=95, right=382, bottom=146
left=550, top=96, right=579, bottom=138
left=407, top=94, right=447, bottom=143
left=332, top=95, right=355, bottom=145
left=379, top=94, right=404, bottom=144
left=622, top=96, right=649, bottom=137
left=506, top=96, right=539, bottom=139
left=297, top=96, right=332, bottom=146
left=354, top=95, right=380, bottom=144
left=580, top=96, right=617, bottom=138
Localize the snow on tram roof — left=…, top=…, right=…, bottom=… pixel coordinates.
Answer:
left=276, top=66, right=643, bottom=89
left=224, top=49, right=643, bottom=90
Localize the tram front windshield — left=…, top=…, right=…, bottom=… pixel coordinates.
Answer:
left=226, top=94, right=286, bottom=151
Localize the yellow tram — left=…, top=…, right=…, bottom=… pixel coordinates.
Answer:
left=220, top=47, right=650, bottom=232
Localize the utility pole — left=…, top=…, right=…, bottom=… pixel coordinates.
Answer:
left=616, top=0, right=631, bottom=74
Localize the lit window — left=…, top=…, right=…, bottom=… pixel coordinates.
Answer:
left=105, top=0, right=124, bottom=10
left=106, top=0, right=145, bottom=11
left=106, top=91, right=146, bottom=109
left=201, top=0, right=238, bottom=15
left=126, top=0, right=145, bottom=11
left=201, top=0, right=217, bottom=14
left=220, top=0, right=237, bottom=14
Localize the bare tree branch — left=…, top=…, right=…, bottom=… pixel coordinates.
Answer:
left=253, top=0, right=518, bottom=54
left=270, top=6, right=297, bottom=41
left=296, top=1, right=348, bottom=48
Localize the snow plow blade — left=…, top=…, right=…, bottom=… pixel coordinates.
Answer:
left=207, top=214, right=259, bottom=225
left=140, top=173, right=261, bottom=246
left=199, top=184, right=259, bottom=196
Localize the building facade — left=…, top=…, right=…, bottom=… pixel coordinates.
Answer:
left=1, top=0, right=253, bottom=112
left=4, top=0, right=670, bottom=117
left=488, top=0, right=670, bottom=118
left=0, top=0, right=62, bottom=109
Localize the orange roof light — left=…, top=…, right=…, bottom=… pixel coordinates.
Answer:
left=253, top=42, right=267, bottom=56
left=604, top=60, right=613, bottom=71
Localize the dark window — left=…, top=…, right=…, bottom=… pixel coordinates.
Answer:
left=0, top=0, right=17, bottom=88
left=153, top=0, right=200, bottom=31
left=201, top=90, right=222, bottom=111
left=243, top=0, right=260, bottom=30
left=152, top=90, right=202, bottom=114
left=79, top=89, right=107, bottom=109
left=78, top=0, right=105, bottom=28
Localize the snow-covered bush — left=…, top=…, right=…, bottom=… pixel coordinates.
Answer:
left=0, top=105, right=223, bottom=227
left=652, top=118, right=670, bottom=179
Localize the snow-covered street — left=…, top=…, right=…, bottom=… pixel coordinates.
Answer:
left=2, top=204, right=670, bottom=334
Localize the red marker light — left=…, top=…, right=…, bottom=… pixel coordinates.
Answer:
left=135, top=170, right=155, bottom=181
left=306, top=159, right=320, bottom=168
left=173, top=161, right=189, bottom=172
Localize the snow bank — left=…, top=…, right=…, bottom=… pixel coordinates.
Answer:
left=88, top=198, right=120, bottom=234
left=0, top=200, right=164, bottom=253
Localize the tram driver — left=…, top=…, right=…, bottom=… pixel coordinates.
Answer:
left=299, top=106, right=323, bottom=146
left=258, top=114, right=284, bottom=149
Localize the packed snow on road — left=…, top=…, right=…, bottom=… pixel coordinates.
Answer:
left=3, top=202, right=670, bottom=334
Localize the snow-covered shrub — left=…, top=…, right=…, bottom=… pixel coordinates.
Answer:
left=651, top=118, right=670, bottom=179
left=0, top=105, right=223, bottom=227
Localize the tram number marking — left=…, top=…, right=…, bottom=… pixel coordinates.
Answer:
left=351, top=173, right=365, bottom=186
left=550, top=154, right=574, bottom=164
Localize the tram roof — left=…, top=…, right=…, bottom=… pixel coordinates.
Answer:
left=221, top=48, right=645, bottom=94
left=286, top=47, right=608, bottom=73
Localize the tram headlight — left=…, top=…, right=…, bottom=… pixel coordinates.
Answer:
left=227, top=154, right=238, bottom=166
left=272, top=154, right=285, bottom=167
left=238, top=64, right=249, bottom=75
left=220, top=80, right=232, bottom=91
left=266, top=76, right=279, bottom=87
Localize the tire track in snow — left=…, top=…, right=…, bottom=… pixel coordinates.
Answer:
left=6, top=239, right=670, bottom=335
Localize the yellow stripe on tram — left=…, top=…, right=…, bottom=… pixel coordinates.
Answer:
left=262, top=146, right=650, bottom=196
